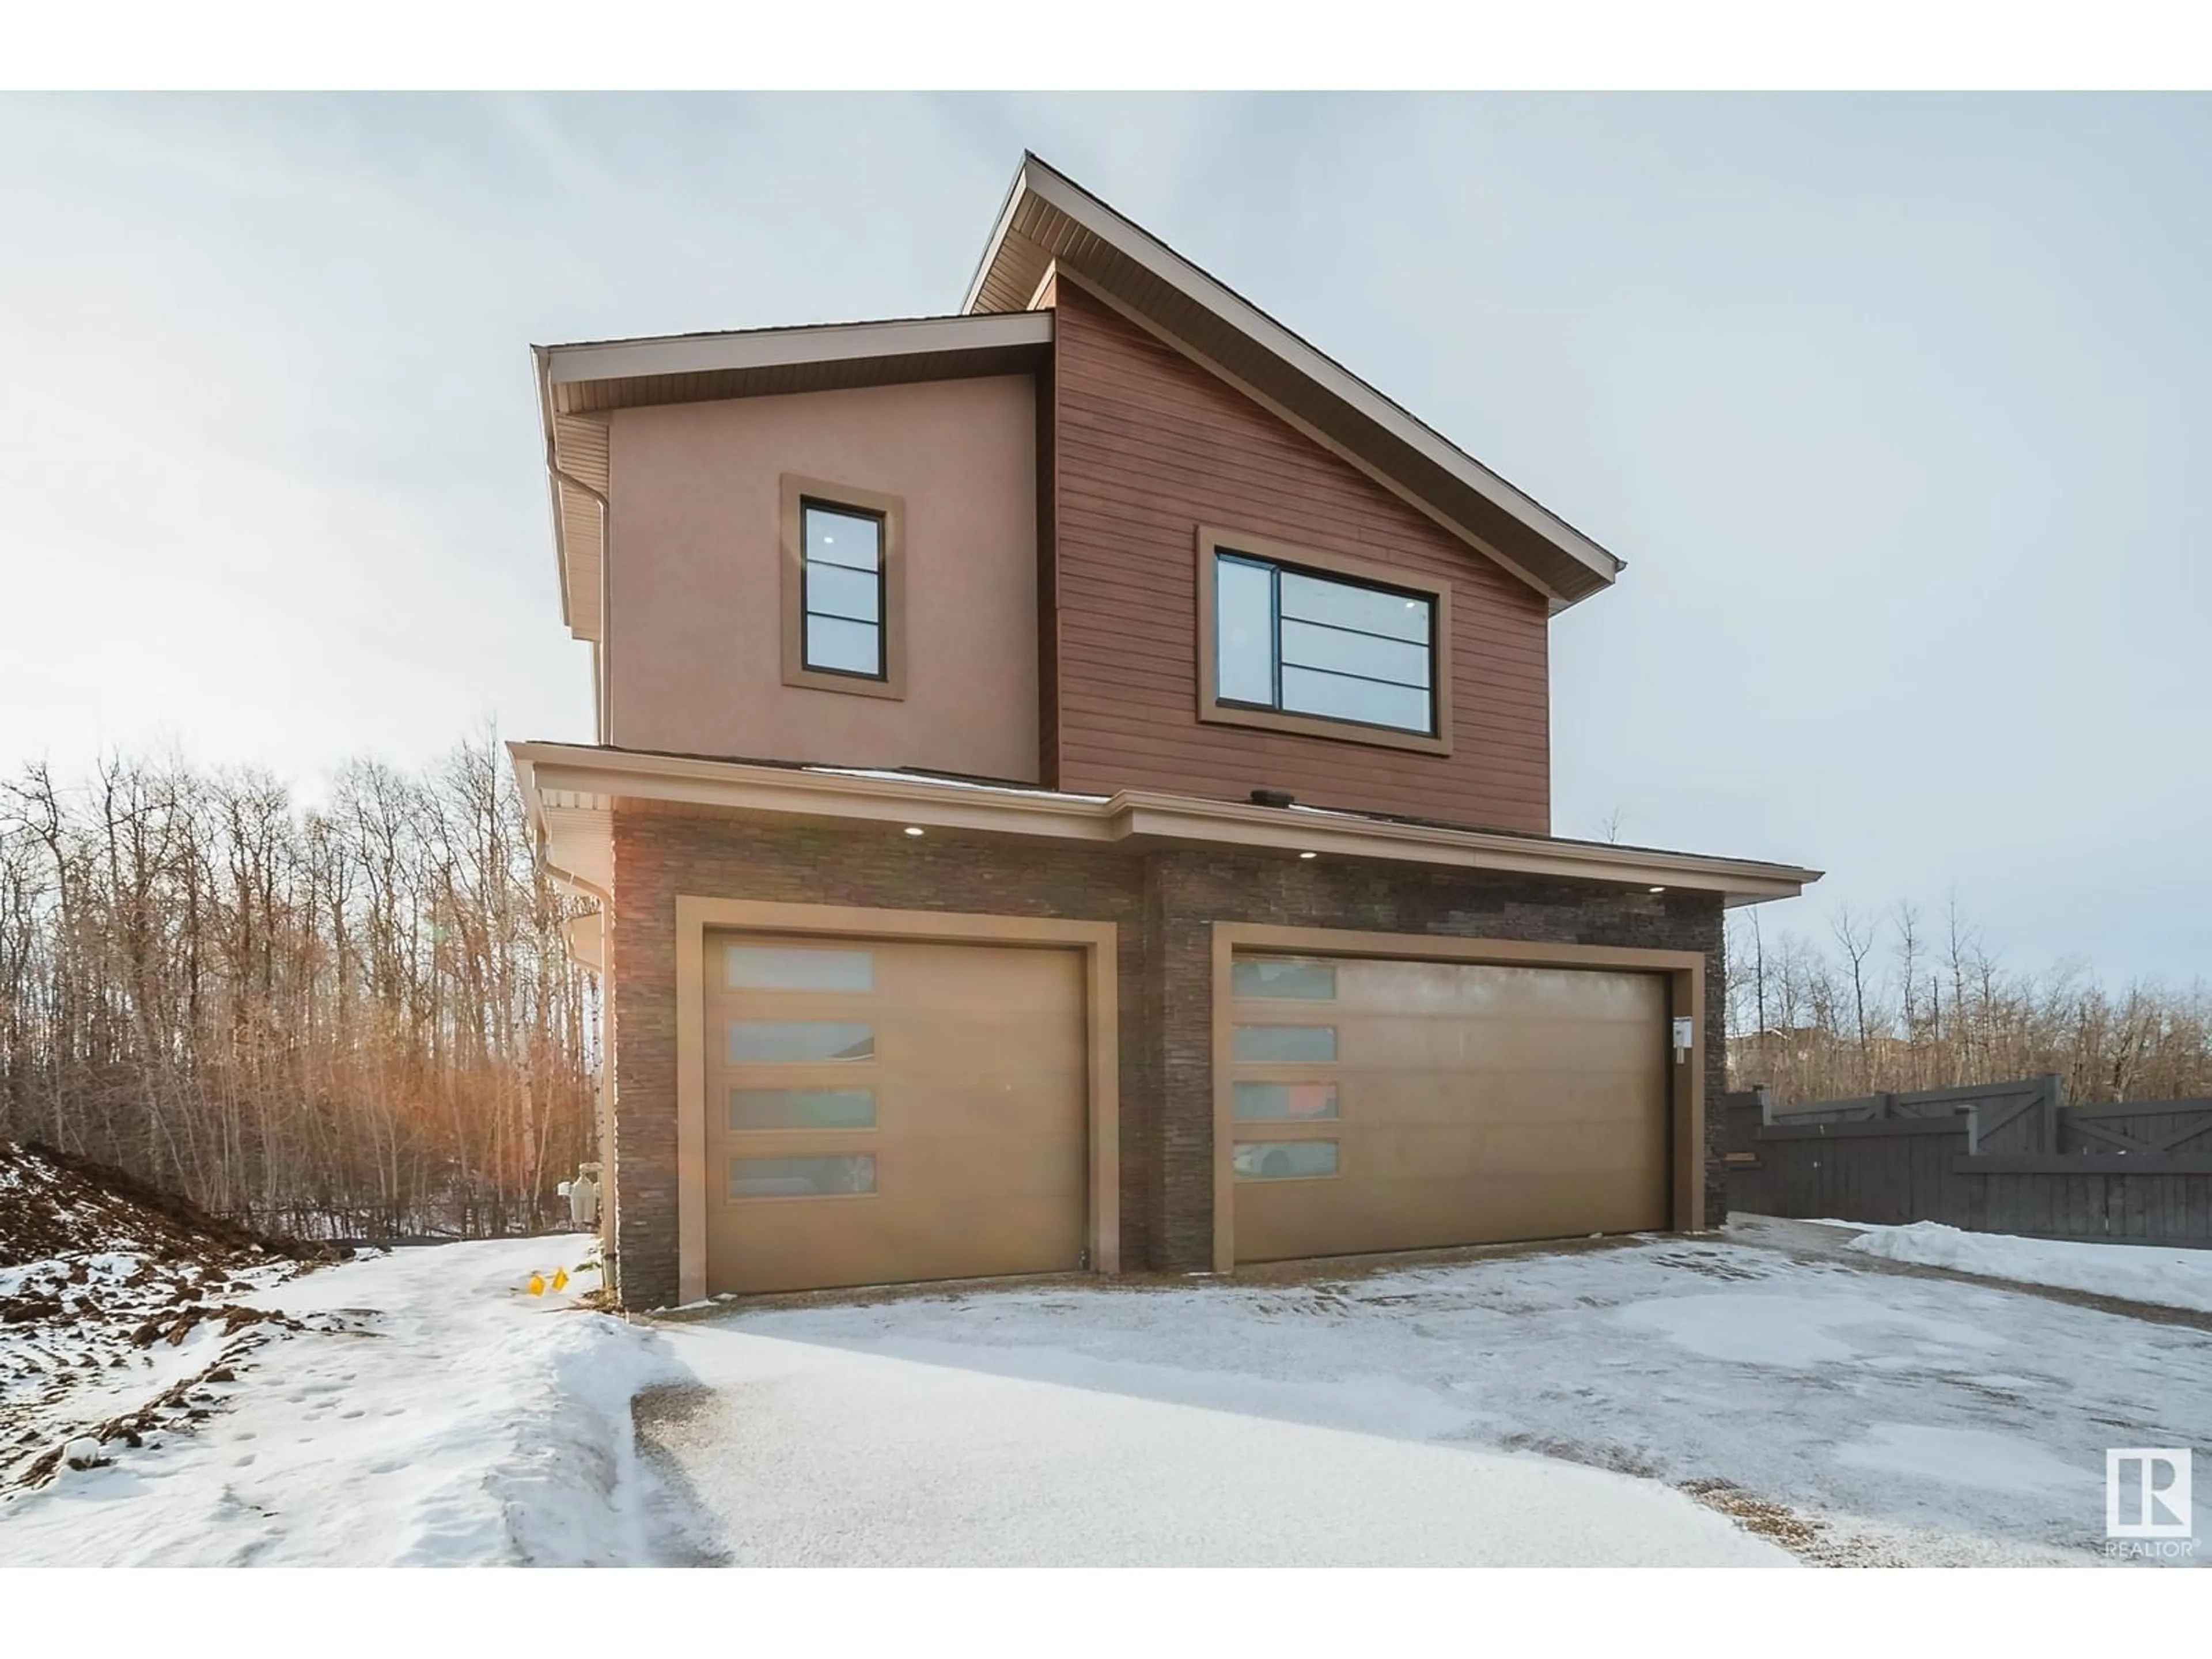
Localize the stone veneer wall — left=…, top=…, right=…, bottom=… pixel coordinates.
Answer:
left=608, top=811, right=1725, bottom=1309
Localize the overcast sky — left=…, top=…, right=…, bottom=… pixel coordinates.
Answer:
left=2, top=93, right=2205, bottom=983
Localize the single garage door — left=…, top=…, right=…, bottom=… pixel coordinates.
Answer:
left=706, top=931, right=1087, bottom=1294
left=1228, top=953, right=1670, bottom=1264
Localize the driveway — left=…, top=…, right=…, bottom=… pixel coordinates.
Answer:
left=636, top=1224, right=2212, bottom=1567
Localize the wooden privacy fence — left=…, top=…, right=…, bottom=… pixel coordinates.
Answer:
left=1723, top=1076, right=2212, bottom=1247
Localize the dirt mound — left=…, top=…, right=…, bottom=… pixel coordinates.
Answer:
left=0, top=1139, right=329, bottom=1272
left=1, top=1139, right=344, bottom=1487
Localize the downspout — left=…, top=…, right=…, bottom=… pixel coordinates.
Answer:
left=536, top=838, right=618, bottom=1282
left=540, top=854, right=611, bottom=914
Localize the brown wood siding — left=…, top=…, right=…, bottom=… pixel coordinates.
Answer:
left=1048, top=282, right=1552, bottom=834
left=1035, top=271, right=1062, bottom=786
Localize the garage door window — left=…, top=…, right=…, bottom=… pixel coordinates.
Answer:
left=1231, top=959, right=1337, bottom=1000
left=725, top=945, right=875, bottom=993
left=730, top=1087, right=876, bottom=1131
left=1233, top=1141, right=1340, bottom=1181
left=730, top=1154, right=877, bottom=1200
left=1233, top=1081, right=1339, bottom=1121
left=727, top=1021, right=876, bottom=1063
left=1233, top=1024, right=1338, bottom=1063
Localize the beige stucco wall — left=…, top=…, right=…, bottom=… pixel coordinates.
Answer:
left=605, top=376, right=1039, bottom=782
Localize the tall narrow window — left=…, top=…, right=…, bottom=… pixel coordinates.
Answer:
left=781, top=475, right=906, bottom=700
left=801, top=501, right=885, bottom=679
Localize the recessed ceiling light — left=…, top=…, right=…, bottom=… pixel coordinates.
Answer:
left=903, top=826, right=925, bottom=838
left=1298, top=851, right=1318, bottom=861
left=1648, top=885, right=1666, bottom=894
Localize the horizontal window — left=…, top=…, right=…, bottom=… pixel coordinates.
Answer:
left=1233, top=1081, right=1339, bottom=1122
left=1233, top=1024, right=1338, bottom=1063
left=1233, top=1141, right=1340, bottom=1181
left=1232, top=959, right=1338, bottom=1001
left=729, top=1154, right=877, bottom=1200
left=724, top=945, right=875, bottom=994
left=1214, top=550, right=1436, bottom=736
left=727, top=1021, right=874, bottom=1064
left=729, top=1088, right=876, bottom=1132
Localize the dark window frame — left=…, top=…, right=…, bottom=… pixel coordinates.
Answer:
left=1214, top=551, right=1438, bottom=738
left=779, top=474, right=907, bottom=702
left=798, top=497, right=889, bottom=681
left=1194, top=526, right=1455, bottom=757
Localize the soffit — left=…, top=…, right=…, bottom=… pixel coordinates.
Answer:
left=509, top=743, right=1821, bottom=908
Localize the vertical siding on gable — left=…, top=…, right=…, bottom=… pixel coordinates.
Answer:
left=1048, top=282, right=1551, bottom=834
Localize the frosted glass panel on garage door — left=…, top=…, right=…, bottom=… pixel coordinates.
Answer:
left=729, top=1088, right=877, bottom=1131
left=729, top=1154, right=877, bottom=1199
left=1233, top=1024, right=1338, bottom=1063
left=1230, top=959, right=1337, bottom=1001
left=725, top=946, right=875, bottom=993
left=727, top=1021, right=876, bottom=1063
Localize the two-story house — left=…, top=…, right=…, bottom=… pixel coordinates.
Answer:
left=513, top=154, right=1820, bottom=1309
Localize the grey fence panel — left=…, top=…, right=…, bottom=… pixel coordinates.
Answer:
left=2059, top=1100, right=2212, bottom=1157
left=1766, top=1094, right=1886, bottom=1125
left=1725, top=1077, right=2212, bottom=1248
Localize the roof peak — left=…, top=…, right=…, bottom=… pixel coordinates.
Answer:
left=965, top=153, right=1623, bottom=609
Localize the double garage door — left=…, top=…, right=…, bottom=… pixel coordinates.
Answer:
left=702, top=928, right=1672, bottom=1294
left=1226, top=952, right=1671, bottom=1264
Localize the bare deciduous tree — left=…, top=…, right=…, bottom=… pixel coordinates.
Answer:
left=0, top=733, right=597, bottom=1240
left=1726, top=903, right=2211, bottom=1107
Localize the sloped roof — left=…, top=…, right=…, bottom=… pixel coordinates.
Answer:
left=534, top=153, right=1627, bottom=641
left=964, top=153, right=1623, bottom=608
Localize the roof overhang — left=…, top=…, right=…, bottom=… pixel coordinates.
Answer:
left=964, top=153, right=1624, bottom=612
left=510, top=742, right=1820, bottom=911
left=534, top=311, right=1055, bottom=642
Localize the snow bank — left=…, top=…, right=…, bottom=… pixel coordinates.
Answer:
left=0, top=1237, right=678, bottom=1566
left=1842, top=1222, right=2212, bottom=1315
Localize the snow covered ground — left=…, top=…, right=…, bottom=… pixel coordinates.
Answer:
left=1837, top=1221, right=2212, bottom=1316
left=1, top=1237, right=669, bottom=1566
left=635, top=1324, right=1787, bottom=1567
left=641, top=1235, right=2212, bottom=1567
left=8, top=1222, right=2207, bottom=1567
